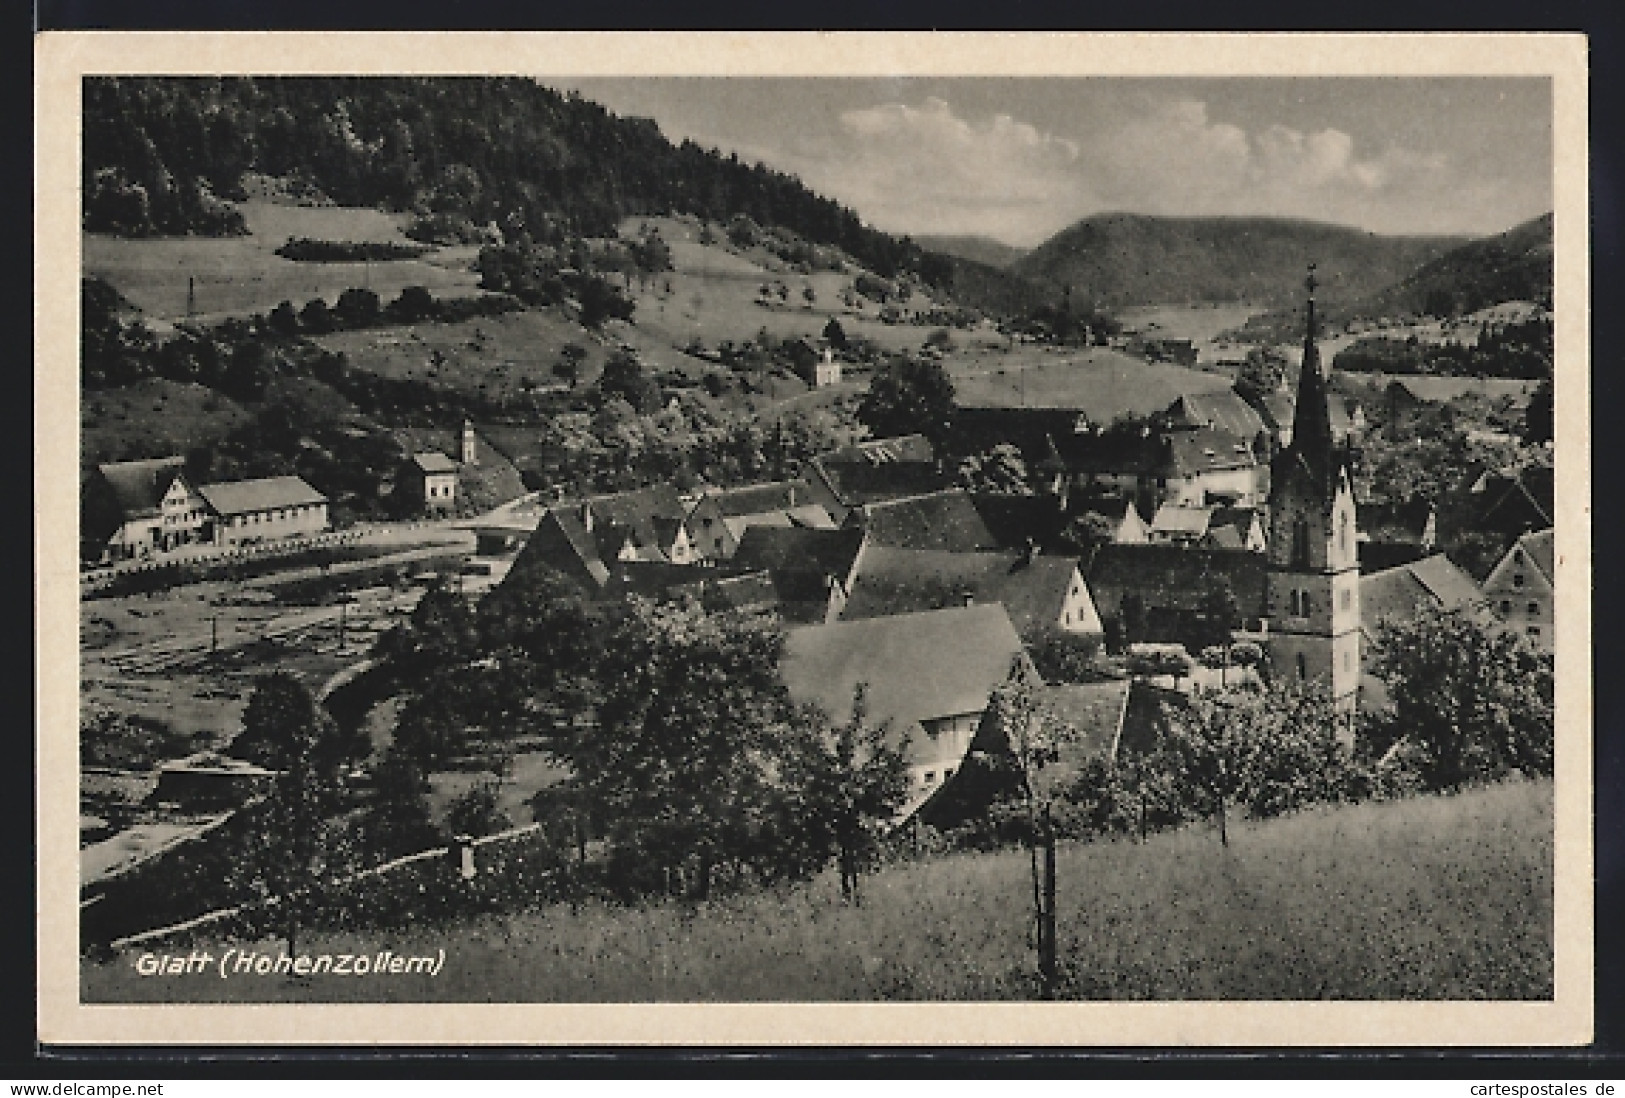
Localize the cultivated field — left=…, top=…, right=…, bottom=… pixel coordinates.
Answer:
left=84, top=778, right=1553, bottom=1002
left=949, top=345, right=1234, bottom=420
left=84, top=200, right=483, bottom=325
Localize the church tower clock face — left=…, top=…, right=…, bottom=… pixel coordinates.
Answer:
left=1265, top=266, right=1361, bottom=707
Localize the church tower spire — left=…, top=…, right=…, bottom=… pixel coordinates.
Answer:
left=1288, top=264, right=1336, bottom=482
left=1265, top=263, right=1361, bottom=710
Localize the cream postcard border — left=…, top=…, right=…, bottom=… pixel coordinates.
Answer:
left=35, top=31, right=1593, bottom=1047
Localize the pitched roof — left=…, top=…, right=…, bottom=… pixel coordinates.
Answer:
left=1360, top=553, right=1484, bottom=636
left=1515, top=527, right=1556, bottom=582
left=853, top=489, right=1001, bottom=552
left=1165, top=390, right=1265, bottom=440
left=807, top=459, right=953, bottom=510
left=1163, top=426, right=1257, bottom=477
left=967, top=493, right=1066, bottom=549
left=409, top=451, right=459, bottom=474
left=1037, top=679, right=1132, bottom=782
left=1085, top=543, right=1268, bottom=617
left=1151, top=503, right=1214, bottom=537
left=702, top=480, right=815, bottom=518
left=732, top=525, right=868, bottom=583
left=782, top=604, right=1029, bottom=764
left=95, top=456, right=187, bottom=519
left=505, top=508, right=614, bottom=593
left=197, top=475, right=327, bottom=515
left=843, top=547, right=1088, bottom=638
left=823, top=434, right=936, bottom=464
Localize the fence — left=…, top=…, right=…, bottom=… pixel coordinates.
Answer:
left=101, top=821, right=558, bottom=952
left=83, top=529, right=368, bottom=595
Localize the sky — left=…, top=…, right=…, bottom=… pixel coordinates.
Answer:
left=554, top=77, right=1552, bottom=248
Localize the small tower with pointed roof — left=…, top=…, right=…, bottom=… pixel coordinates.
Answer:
left=1265, top=265, right=1361, bottom=707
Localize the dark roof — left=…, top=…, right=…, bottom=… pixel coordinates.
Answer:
left=1164, top=426, right=1257, bottom=477
left=782, top=604, right=1029, bottom=766
left=1360, top=553, right=1484, bottom=636
left=732, top=525, right=868, bottom=583
left=843, top=547, right=1088, bottom=638
left=968, top=493, right=1066, bottom=549
left=197, top=475, right=327, bottom=515
left=1085, top=543, right=1268, bottom=617
left=95, top=456, right=186, bottom=519
left=853, top=489, right=1001, bottom=552
left=1165, top=390, right=1265, bottom=440
left=504, top=508, right=613, bottom=593
left=1472, top=466, right=1554, bottom=534
left=809, top=459, right=953, bottom=510
left=702, top=480, right=815, bottom=518
left=1056, top=429, right=1162, bottom=477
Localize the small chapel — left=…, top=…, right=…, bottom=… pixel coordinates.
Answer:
left=1264, top=266, right=1362, bottom=708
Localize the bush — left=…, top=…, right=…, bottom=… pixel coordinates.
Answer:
left=276, top=237, right=429, bottom=263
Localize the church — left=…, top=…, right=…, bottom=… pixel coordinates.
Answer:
left=1263, top=267, right=1362, bottom=707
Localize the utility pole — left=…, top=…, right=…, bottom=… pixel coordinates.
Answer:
left=337, top=600, right=347, bottom=652
left=187, top=276, right=196, bottom=318
left=1039, top=802, right=1057, bottom=997
left=210, top=614, right=218, bottom=655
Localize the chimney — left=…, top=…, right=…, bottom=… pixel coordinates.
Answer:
left=461, top=419, right=478, bottom=465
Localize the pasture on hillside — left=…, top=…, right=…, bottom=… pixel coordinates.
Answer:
left=949, top=346, right=1234, bottom=421
left=82, top=378, right=252, bottom=464
left=84, top=200, right=484, bottom=325
left=83, top=778, right=1553, bottom=1003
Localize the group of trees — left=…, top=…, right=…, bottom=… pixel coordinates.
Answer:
left=365, top=574, right=911, bottom=903
left=1331, top=316, right=1553, bottom=380
left=82, top=77, right=954, bottom=291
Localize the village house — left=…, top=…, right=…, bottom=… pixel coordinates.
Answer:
left=729, top=525, right=870, bottom=624
left=780, top=602, right=1037, bottom=820
left=82, top=456, right=205, bottom=560
left=398, top=451, right=459, bottom=512
left=1481, top=527, right=1554, bottom=653
left=814, top=346, right=843, bottom=387
left=1148, top=502, right=1267, bottom=551
left=1359, top=553, right=1487, bottom=648
left=798, top=434, right=951, bottom=524
left=840, top=544, right=1104, bottom=643
left=1356, top=497, right=1439, bottom=571
left=496, top=484, right=696, bottom=596
left=1159, top=424, right=1268, bottom=508
left=83, top=458, right=331, bottom=560
left=198, top=476, right=330, bottom=547
left=680, top=480, right=835, bottom=561
left=844, top=488, right=1003, bottom=553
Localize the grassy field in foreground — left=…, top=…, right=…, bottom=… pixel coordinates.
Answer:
left=83, top=779, right=1552, bottom=1003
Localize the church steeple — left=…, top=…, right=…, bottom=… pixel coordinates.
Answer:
left=1288, top=264, right=1336, bottom=478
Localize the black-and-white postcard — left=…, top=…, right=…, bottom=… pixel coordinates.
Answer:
left=35, top=31, right=1592, bottom=1046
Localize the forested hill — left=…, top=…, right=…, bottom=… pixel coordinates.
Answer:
left=1010, top=212, right=1467, bottom=308
left=82, top=77, right=938, bottom=282
left=1352, top=212, right=1553, bottom=318
left=914, top=234, right=1029, bottom=269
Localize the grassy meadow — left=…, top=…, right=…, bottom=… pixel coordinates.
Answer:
left=84, top=200, right=483, bottom=325
left=83, top=778, right=1553, bottom=1003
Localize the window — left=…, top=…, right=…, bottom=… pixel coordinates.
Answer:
left=1338, top=510, right=1350, bottom=556
left=1344, top=652, right=1352, bottom=671
left=1527, top=626, right=1541, bottom=638
left=1340, top=588, right=1351, bottom=611
left=923, top=771, right=937, bottom=784
left=1513, top=573, right=1526, bottom=588
left=1528, top=601, right=1540, bottom=615
left=1500, top=600, right=1512, bottom=614
left=1291, top=517, right=1311, bottom=569
left=1297, top=653, right=1307, bottom=680
left=1301, top=592, right=1312, bottom=616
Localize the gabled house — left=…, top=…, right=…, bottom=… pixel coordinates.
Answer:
left=681, top=480, right=835, bottom=561
left=1149, top=502, right=1266, bottom=551
left=1068, top=495, right=1151, bottom=546
left=1359, top=553, right=1487, bottom=649
left=730, top=525, right=870, bottom=624
left=195, top=476, right=329, bottom=547
left=1160, top=425, right=1266, bottom=508
left=781, top=603, right=1037, bottom=820
left=841, top=545, right=1104, bottom=643
left=845, top=488, right=1001, bottom=553
left=83, top=456, right=204, bottom=561
left=497, top=484, right=696, bottom=597
left=1164, top=390, right=1267, bottom=443
left=1084, top=543, right=1269, bottom=643
left=1482, top=527, right=1554, bottom=653
left=799, top=434, right=951, bottom=523
left=399, top=452, right=459, bottom=512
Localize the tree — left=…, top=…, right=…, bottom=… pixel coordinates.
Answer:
left=1524, top=379, right=1554, bottom=445
left=857, top=355, right=956, bottom=451
left=267, top=300, right=302, bottom=337
left=1369, top=604, right=1553, bottom=790
left=802, top=284, right=817, bottom=309
left=361, top=745, right=439, bottom=857
left=390, top=285, right=438, bottom=324
left=772, top=686, right=909, bottom=901
left=233, top=671, right=362, bottom=776
left=1234, top=345, right=1288, bottom=407
left=335, top=287, right=383, bottom=329
left=554, top=343, right=587, bottom=388
left=444, top=779, right=513, bottom=838
left=299, top=297, right=335, bottom=334
left=822, top=316, right=847, bottom=349
left=957, top=444, right=1031, bottom=494
left=578, top=275, right=635, bottom=329
left=574, top=599, right=798, bottom=900
left=597, top=348, right=662, bottom=414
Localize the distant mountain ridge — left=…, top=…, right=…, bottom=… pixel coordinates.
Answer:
left=1010, top=212, right=1468, bottom=309
left=1351, top=212, right=1553, bottom=318
left=915, top=235, right=1029, bottom=270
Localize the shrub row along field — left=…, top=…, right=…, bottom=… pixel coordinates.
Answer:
left=83, top=778, right=1551, bottom=1002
